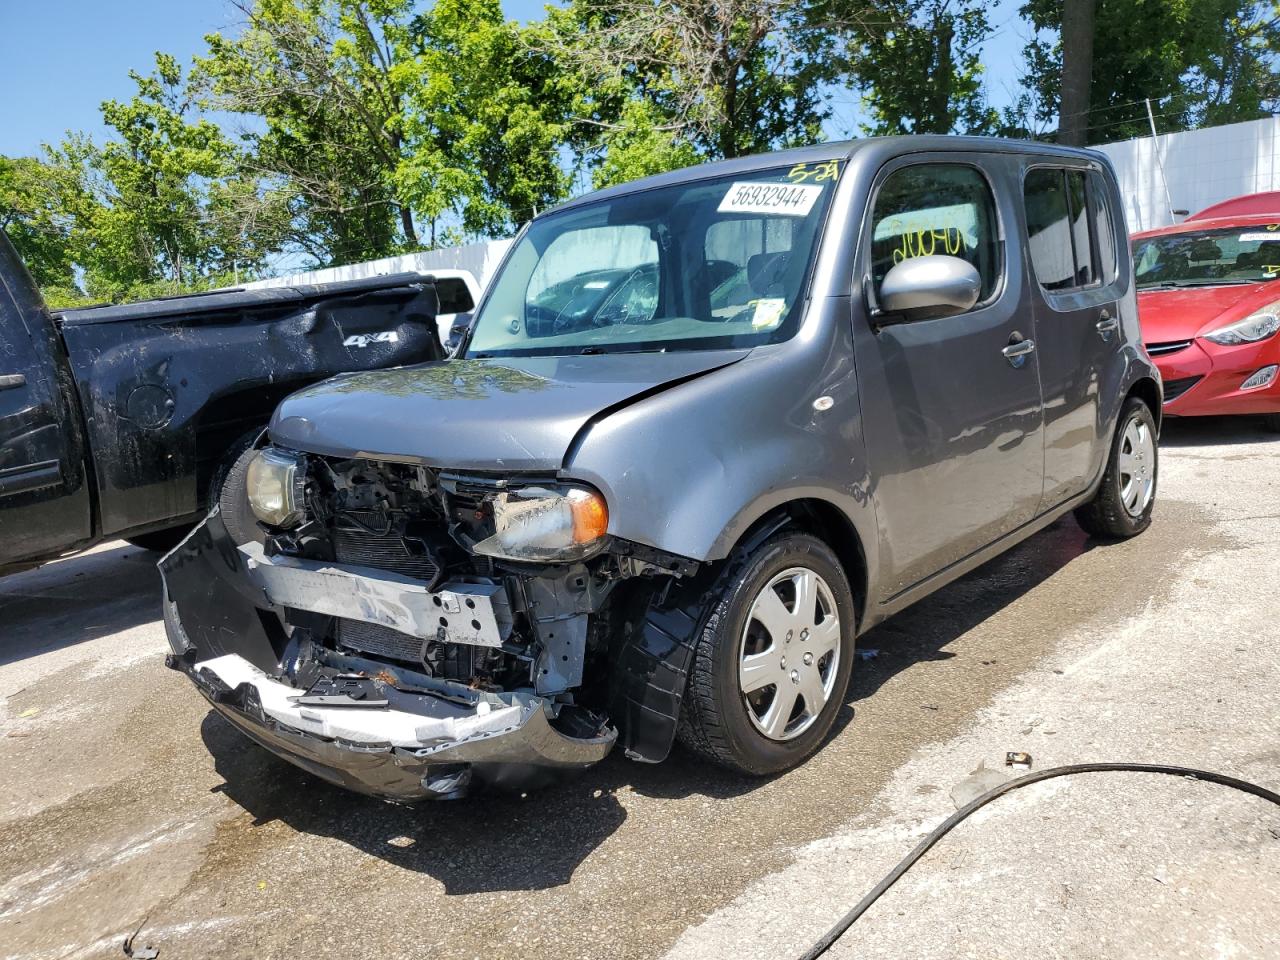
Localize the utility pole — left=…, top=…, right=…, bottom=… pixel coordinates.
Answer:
left=1146, top=99, right=1177, bottom=225
left=1059, top=0, right=1096, bottom=146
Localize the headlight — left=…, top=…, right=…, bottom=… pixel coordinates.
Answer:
left=472, top=485, right=608, bottom=561
left=245, top=447, right=307, bottom=528
left=1203, top=305, right=1280, bottom=346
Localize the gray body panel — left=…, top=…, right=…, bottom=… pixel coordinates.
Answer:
left=268, top=350, right=748, bottom=471
left=265, top=135, right=1160, bottom=628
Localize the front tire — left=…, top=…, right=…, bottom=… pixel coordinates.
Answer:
left=1075, top=396, right=1158, bottom=539
left=677, top=531, right=856, bottom=776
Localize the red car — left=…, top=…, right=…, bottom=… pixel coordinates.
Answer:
left=1133, top=191, right=1280, bottom=431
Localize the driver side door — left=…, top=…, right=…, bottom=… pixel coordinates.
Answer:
left=852, top=154, right=1046, bottom=600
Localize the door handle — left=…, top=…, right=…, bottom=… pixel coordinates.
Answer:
left=0, top=374, right=27, bottom=391
left=1096, top=310, right=1119, bottom=339
left=1002, top=336, right=1035, bottom=367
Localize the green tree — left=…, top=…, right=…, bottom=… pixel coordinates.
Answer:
left=543, top=0, right=848, bottom=187
left=1020, top=0, right=1280, bottom=144
left=51, top=54, right=283, bottom=302
left=200, top=0, right=420, bottom=263
left=394, top=0, right=573, bottom=240
left=0, top=155, right=80, bottom=295
left=843, top=0, right=1001, bottom=136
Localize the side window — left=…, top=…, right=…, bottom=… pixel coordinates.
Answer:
left=1066, top=170, right=1095, bottom=286
left=1088, top=171, right=1118, bottom=283
left=870, top=164, right=1001, bottom=304
left=1024, top=169, right=1077, bottom=290
left=1025, top=166, right=1116, bottom=291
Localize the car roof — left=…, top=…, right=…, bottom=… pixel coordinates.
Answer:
left=545, top=135, right=1108, bottom=217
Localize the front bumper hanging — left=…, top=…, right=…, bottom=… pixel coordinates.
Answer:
left=160, top=511, right=616, bottom=801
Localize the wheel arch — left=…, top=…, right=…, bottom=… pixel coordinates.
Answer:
left=1126, top=376, right=1163, bottom=432
left=726, top=497, right=870, bottom=633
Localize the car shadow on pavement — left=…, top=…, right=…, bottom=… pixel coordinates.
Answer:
left=1158, top=414, right=1278, bottom=447
left=201, top=708, right=762, bottom=894
left=0, top=543, right=162, bottom=666
left=200, top=518, right=1094, bottom=895
left=830, top=515, right=1093, bottom=735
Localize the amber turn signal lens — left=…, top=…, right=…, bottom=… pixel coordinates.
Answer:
left=568, top=488, right=609, bottom=543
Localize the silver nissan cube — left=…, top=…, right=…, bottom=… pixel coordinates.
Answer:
left=163, top=136, right=1161, bottom=801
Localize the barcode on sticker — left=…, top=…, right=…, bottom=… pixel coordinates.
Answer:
left=718, top=182, right=823, bottom=217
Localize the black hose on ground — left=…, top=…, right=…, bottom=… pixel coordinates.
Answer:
left=798, top=762, right=1280, bottom=960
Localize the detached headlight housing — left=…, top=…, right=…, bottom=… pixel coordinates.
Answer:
left=472, top=485, right=609, bottom=562
left=1203, top=305, right=1280, bottom=346
left=245, top=447, right=307, bottom=528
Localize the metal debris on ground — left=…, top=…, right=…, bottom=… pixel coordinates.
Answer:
left=1005, top=751, right=1033, bottom=769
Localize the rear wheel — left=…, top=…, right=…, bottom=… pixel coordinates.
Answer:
left=1075, top=396, right=1158, bottom=539
left=677, top=531, right=856, bottom=776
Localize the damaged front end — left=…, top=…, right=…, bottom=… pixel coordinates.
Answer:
left=161, top=454, right=698, bottom=801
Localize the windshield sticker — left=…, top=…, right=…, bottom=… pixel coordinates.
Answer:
left=786, top=161, right=841, bottom=184
left=1239, top=232, right=1280, bottom=242
left=718, top=182, right=824, bottom=217
left=750, top=298, right=788, bottom=330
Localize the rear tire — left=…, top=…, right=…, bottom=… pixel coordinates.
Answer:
left=1075, top=396, right=1158, bottom=539
left=677, top=531, right=856, bottom=776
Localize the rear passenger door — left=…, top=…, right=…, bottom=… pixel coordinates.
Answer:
left=1021, top=164, right=1124, bottom=509
left=853, top=155, right=1045, bottom=598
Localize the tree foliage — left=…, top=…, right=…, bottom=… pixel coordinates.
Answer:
left=842, top=0, right=1001, bottom=136
left=395, top=0, right=573, bottom=240
left=0, top=156, right=78, bottom=295
left=543, top=0, right=849, bottom=187
left=200, top=0, right=421, bottom=263
left=6, top=0, right=1280, bottom=304
left=1020, top=0, right=1280, bottom=143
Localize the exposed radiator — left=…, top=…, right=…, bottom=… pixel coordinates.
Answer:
left=331, top=515, right=439, bottom=582
left=336, top=618, right=424, bottom=664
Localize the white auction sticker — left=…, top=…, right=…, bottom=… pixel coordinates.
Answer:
left=1239, top=231, right=1280, bottom=242
left=718, top=181, right=824, bottom=217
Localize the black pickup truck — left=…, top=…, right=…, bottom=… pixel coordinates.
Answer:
left=0, top=231, right=443, bottom=575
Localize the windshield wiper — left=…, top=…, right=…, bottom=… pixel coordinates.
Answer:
left=1138, top=278, right=1256, bottom=289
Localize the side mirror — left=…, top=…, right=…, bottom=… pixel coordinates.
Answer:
left=876, top=255, right=982, bottom=324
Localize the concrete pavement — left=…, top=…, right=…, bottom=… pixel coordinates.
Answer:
left=1, top=416, right=1276, bottom=960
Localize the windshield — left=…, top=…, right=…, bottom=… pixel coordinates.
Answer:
left=1133, top=225, right=1280, bottom=289
left=465, top=163, right=841, bottom=357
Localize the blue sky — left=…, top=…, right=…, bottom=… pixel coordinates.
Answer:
left=0, top=0, right=1030, bottom=159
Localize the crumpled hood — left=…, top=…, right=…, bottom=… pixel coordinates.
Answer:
left=270, top=350, right=749, bottom=470
left=1138, top=280, right=1280, bottom=342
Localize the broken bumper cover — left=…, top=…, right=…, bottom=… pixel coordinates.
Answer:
left=160, top=513, right=616, bottom=801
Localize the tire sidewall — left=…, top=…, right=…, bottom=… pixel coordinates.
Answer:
left=1107, top=398, right=1158, bottom=535
left=701, top=533, right=856, bottom=775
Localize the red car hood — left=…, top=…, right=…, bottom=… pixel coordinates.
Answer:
left=1138, top=280, right=1280, bottom=342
